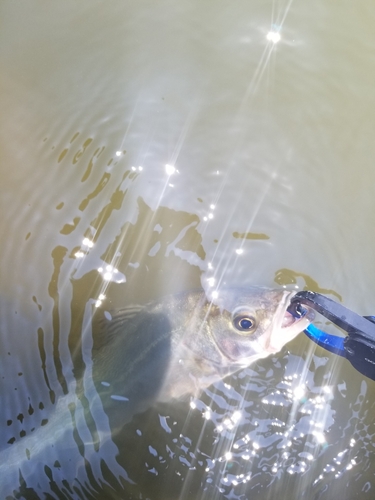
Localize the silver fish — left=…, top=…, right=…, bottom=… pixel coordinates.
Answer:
left=0, top=287, right=313, bottom=497
left=92, top=287, right=314, bottom=428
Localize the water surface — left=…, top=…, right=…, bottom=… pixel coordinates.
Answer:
left=1, top=1, right=375, bottom=498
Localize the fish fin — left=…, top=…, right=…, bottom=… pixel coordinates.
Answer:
left=105, top=305, right=146, bottom=336
left=94, top=304, right=147, bottom=350
left=92, top=305, right=173, bottom=426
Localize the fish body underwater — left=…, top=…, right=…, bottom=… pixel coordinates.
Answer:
left=0, top=287, right=313, bottom=497
left=93, top=287, right=313, bottom=423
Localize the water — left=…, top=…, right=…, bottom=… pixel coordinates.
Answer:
left=1, top=0, right=375, bottom=498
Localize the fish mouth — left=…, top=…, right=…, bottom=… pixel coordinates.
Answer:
left=282, top=309, right=307, bottom=328
left=266, top=290, right=315, bottom=352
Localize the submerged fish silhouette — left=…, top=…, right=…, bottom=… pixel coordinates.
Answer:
left=0, top=287, right=313, bottom=497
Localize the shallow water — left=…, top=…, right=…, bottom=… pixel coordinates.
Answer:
left=1, top=1, right=375, bottom=498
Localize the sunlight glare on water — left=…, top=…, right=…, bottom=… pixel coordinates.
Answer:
left=1, top=0, right=375, bottom=499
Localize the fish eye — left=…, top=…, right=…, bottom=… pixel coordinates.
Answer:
left=233, top=315, right=257, bottom=333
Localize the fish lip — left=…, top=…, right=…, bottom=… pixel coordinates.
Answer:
left=281, top=308, right=315, bottom=328
left=281, top=290, right=315, bottom=327
left=265, top=290, right=315, bottom=352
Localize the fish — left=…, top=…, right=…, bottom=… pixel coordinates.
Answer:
left=0, top=286, right=313, bottom=497
left=92, top=287, right=314, bottom=431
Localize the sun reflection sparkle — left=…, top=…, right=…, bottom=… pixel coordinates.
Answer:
left=266, top=31, right=281, bottom=43
left=165, top=164, right=176, bottom=175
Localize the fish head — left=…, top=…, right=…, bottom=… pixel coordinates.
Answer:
left=202, top=287, right=314, bottom=369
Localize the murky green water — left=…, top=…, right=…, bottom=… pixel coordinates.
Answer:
left=1, top=1, right=375, bottom=498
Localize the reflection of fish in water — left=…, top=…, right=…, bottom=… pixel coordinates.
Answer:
left=0, top=287, right=313, bottom=497
left=92, top=287, right=314, bottom=430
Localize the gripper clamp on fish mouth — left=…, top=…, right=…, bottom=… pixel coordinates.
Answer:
left=287, top=291, right=375, bottom=382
